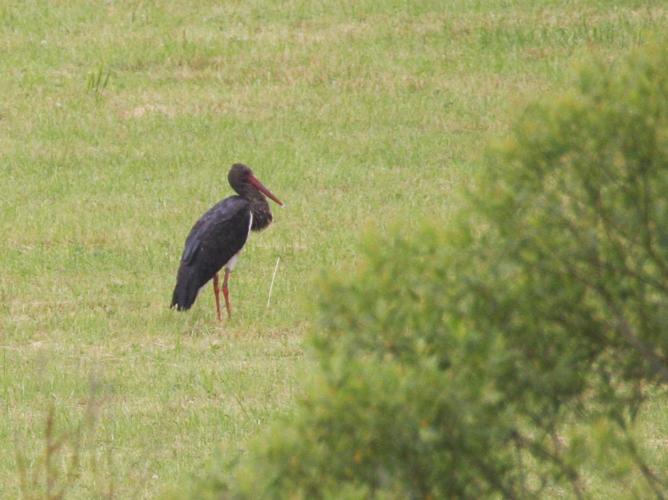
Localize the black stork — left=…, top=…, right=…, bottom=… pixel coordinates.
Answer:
left=170, top=163, right=283, bottom=321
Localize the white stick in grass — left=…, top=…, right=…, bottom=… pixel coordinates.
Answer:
left=266, top=257, right=280, bottom=308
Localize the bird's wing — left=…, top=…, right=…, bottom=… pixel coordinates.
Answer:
left=180, top=196, right=251, bottom=267
left=172, top=196, right=252, bottom=311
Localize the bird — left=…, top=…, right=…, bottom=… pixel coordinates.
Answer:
left=170, top=163, right=283, bottom=321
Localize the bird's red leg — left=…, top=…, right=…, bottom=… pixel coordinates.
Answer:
left=222, top=269, right=232, bottom=319
left=213, top=273, right=222, bottom=322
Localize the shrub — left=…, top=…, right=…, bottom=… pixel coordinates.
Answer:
left=198, top=44, right=668, bottom=498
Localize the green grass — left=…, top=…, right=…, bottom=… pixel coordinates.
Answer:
left=0, top=0, right=666, bottom=497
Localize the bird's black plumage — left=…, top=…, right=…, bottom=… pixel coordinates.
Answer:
left=170, top=163, right=281, bottom=314
left=170, top=197, right=251, bottom=310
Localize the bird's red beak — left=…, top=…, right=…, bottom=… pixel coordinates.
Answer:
left=248, top=175, right=283, bottom=206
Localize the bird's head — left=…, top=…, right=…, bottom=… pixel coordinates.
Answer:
left=228, top=163, right=283, bottom=206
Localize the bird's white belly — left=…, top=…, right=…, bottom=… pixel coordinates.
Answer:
left=224, top=211, right=253, bottom=271
left=225, top=253, right=240, bottom=271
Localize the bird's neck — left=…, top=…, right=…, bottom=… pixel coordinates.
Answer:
left=246, top=191, right=273, bottom=231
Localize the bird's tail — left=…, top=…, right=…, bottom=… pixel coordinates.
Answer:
left=170, top=265, right=201, bottom=311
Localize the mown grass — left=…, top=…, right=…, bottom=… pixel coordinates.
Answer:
left=0, top=1, right=666, bottom=497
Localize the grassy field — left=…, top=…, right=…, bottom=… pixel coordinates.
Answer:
left=0, top=0, right=666, bottom=497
